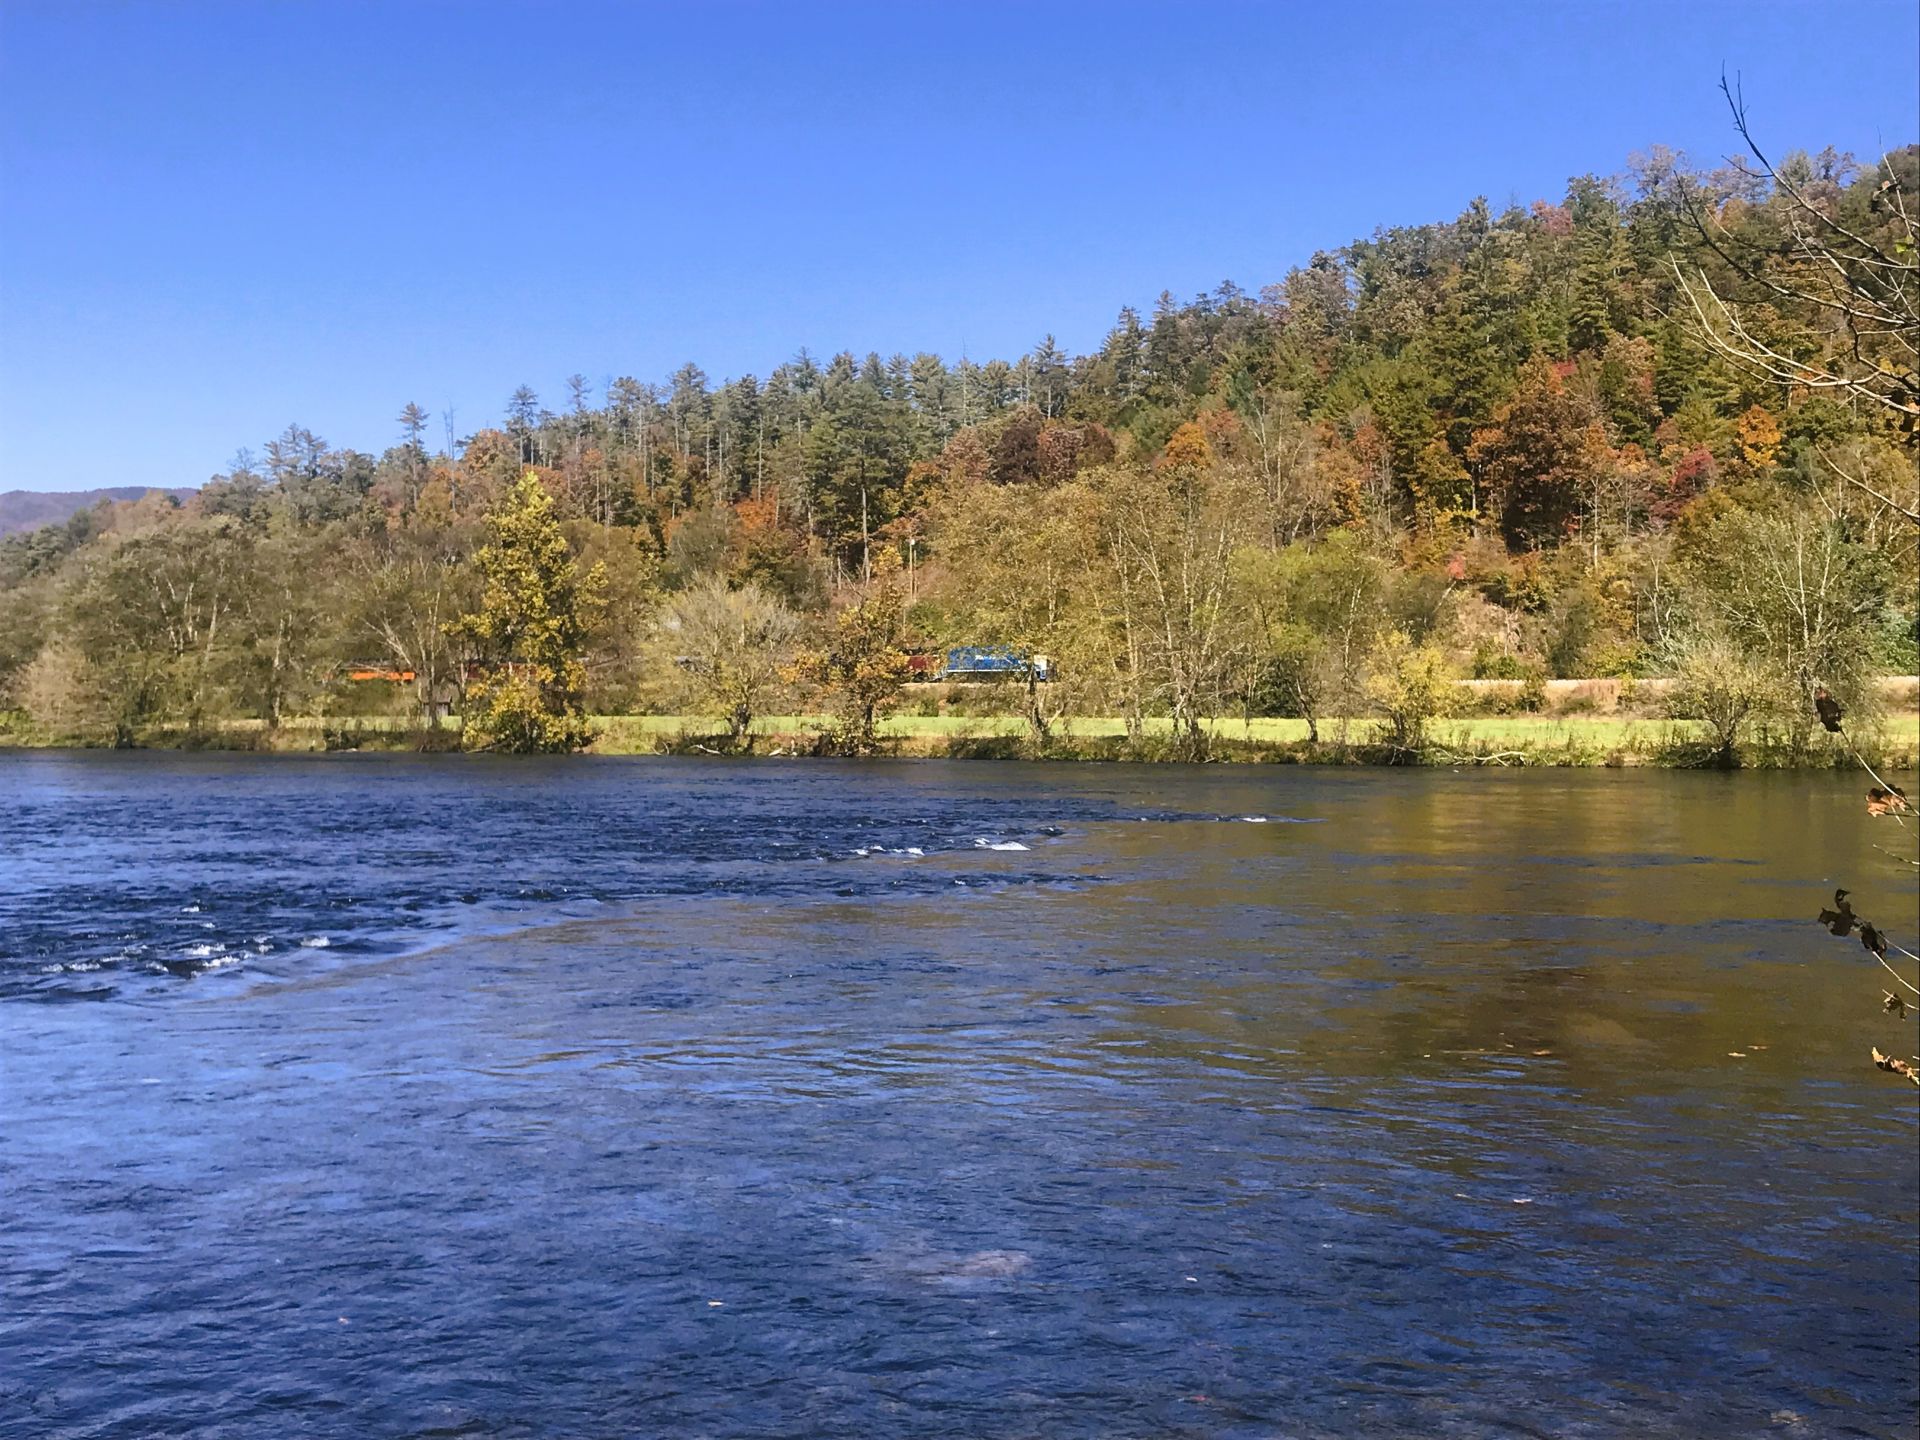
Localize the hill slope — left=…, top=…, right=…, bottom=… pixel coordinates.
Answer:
left=0, top=487, right=196, bottom=537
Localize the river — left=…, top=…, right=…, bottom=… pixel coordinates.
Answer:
left=1, top=753, right=1915, bottom=1438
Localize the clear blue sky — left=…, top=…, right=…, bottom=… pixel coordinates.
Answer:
left=2, top=0, right=1915, bottom=492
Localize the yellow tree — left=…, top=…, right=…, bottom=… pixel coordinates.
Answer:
left=450, top=473, right=606, bottom=752
left=789, top=557, right=911, bottom=754
left=1734, top=404, right=1782, bottom=476
left=929, top=478, right=1085, bottom=743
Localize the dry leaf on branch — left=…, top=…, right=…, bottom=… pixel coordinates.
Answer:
left=1869, top=1047, right=1920, bottom=1085
left=1866, top=785, right=1911, bottom=818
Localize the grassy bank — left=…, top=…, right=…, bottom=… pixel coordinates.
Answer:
left=4, top=706, right=1914, bottom=769
left=588, top=712, right=1919, bottom=769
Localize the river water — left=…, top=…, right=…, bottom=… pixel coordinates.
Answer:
left=1, top=753, right=1915, bottom=1438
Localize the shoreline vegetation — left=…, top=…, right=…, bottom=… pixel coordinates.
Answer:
left=5, top=677, right=1914, bottom=769
left=6, top=129, right=1916, bottom=768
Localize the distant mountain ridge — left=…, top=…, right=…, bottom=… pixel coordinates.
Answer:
left=0, top=486, right=197, bottom=537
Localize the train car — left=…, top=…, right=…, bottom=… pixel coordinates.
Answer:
left=939, top=646, right=1053, bottom=682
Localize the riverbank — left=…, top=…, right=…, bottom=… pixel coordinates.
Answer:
left=4, top=708, right=1915, bottom=768
left=606, top=712, right=1920, bottom=769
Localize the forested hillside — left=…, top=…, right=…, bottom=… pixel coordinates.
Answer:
left=4, top=134, right=1915, bottom=757
left=0, top=487, right=196, bottom=538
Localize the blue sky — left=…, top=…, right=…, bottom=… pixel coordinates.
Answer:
left=2, top=0, right=1915, bottom=492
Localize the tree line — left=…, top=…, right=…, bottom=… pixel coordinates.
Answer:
left=2, top=128, right=1914, bottom=758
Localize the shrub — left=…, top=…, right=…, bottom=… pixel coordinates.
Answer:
left=1471, top=644, right=1531, bottom=681
left=1367, top=630, right=1457, bottom=753
left=1664, top=630, right=1777, bottom=767
left=1517, top=668, right=1548, bottom=713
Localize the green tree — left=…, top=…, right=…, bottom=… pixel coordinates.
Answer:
left=451, top=473, right=606, bottom=752
left=59, top=518, right=250, bottom=743
left=1238, top=532, right=1389, bottom=747
left=1233, top=545, right=1336, bottom=742
left=929, top=476, right=1084, bottom=742
left=1676, top=500, right=1893, bottom=741
left=348, top=523, right=475, bottom=731
left=803, top=381, right=916, bottom=575
left=233, top=529, right=337, bottom=730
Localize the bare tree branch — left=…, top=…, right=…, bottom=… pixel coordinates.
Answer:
left=1667, top=76, right=1920, bottom=433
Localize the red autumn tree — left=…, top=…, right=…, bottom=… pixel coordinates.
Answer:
left=1468, top=356, right=1607, bottom=549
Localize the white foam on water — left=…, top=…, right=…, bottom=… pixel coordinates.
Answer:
left=183, top=942, right=225, bottom=959
left=299, top=936, right=332, bottom=949
left=180, top=904, right=201, bottom=913
left=974, top=839, right=1030, bottom=851
left=922, top=1249, right=1034, bottom=1285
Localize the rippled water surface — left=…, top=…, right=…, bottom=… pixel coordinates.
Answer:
left=2, top=753, right=1916, bottom=1438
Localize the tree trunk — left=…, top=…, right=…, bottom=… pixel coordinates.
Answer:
left=1025, top=665, right=1050, bottom=744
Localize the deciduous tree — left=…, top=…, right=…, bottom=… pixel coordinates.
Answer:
left=451, top=474, right=606, bottom=752
left=657, top=579, right=799, bottom=744
left=790, top=560, right=912, bottom=754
